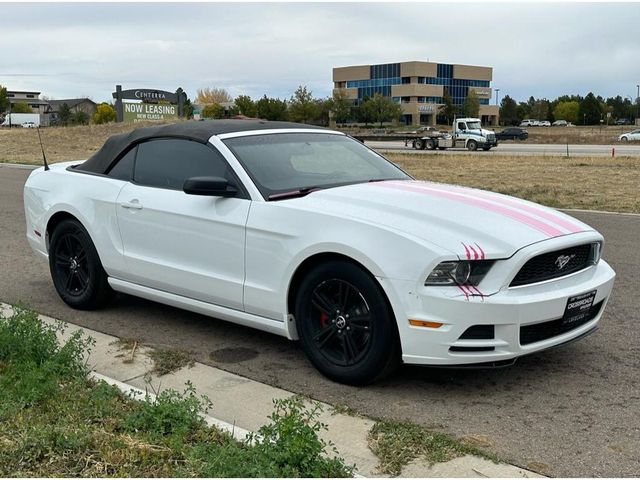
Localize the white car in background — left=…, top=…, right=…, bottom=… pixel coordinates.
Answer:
left=23, top=121, right=616, bottom=384
left=618, top=129, right=640, bottom=142
left=539, top=120, right=551, bottom=127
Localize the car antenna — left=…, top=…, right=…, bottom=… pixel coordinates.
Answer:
left=36, top=126, right=50, bottom=171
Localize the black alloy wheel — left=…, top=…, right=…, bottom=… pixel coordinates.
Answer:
left=295, top=261, right=400, bottom=385
left=49, top=219, right=113, bottom=309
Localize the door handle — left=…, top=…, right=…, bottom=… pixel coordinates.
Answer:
left=120, top=200, right=143, bottom=210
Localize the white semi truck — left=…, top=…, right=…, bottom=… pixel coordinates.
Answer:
left=410, top=117, right=498, bottom=151
left=1, top=113, right=41, bottom=128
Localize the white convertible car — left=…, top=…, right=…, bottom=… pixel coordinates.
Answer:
left=24, top=121, right=616, bottom=384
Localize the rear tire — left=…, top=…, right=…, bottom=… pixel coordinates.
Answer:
left=295, top=260, right=400, bottom=385
left=425, top=139, right=435, bottom=150
left=415, top=139, right=425, bottom=150
left=467, top=140, right=478, bottom=151
left=49, top=219, right=114, bottom=310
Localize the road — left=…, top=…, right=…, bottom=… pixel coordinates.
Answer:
left=1, top=164, right=639, bottom=476
left=366, top=140, right=640, bottom=156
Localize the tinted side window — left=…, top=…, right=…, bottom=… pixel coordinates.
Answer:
left=107, top=147, right=136, bottom=181
left=134, top=139, right=233, bottom=190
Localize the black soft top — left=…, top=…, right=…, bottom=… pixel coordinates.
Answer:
left=75, top=120, right=327, bottom=174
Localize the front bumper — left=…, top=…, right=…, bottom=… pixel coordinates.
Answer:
left=384, top=259, right=615, bottom=366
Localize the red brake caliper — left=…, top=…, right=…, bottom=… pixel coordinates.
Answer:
left=320, top=311, right=329, bottom=327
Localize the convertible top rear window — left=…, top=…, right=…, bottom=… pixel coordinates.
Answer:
left=223, top=133, right=409, bottom=199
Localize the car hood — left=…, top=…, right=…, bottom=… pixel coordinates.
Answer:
left=295, top=180, right=593, bottom=259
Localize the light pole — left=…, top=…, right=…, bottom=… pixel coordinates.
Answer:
left=495, top=88, right=500, bottom=106
left=636, top=84, right=639, bottom=125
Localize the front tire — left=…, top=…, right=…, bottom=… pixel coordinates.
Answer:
left=49, top=219, right=113, bottom=310
left=295, top=261, right=400, bottom=385
left=467, top=140, right=478, bottom=151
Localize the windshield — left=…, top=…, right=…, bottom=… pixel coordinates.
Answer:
left=223, top=132, right=410, bottom=199
left=466, top=121, right=481, bottom=129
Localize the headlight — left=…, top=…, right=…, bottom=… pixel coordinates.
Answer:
left=590, top=241, right=602, bottom=265
left=425, top=260, right=495, bottom=286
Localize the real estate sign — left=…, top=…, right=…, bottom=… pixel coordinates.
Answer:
left=123, top=101, right=178, bottom=122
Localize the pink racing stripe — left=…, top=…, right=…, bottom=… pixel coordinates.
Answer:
left=468, top=244, right=479, bottom=260
left=474, top=243, right=485, bottom=260
left=456, top=284, right=470, bottom=300
left=461, top=242, right=471, bottom=260
left=376, top=182, right=564, bottom=237
left=416, top=182, right=584, bottom=233
left=468, top=285, right=484, bottom=299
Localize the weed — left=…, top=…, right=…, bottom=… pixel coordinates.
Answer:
left=0, top=307, right=354, bottom=477
left=368, top=419, right=497, bottom=476
left=148, top=347, right=195, bottom=375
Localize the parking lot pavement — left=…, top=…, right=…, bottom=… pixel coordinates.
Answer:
left=1, top=165, right=639, bottom=476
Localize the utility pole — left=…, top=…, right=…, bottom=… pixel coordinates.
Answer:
left=636, top=84, right=639, bottom=125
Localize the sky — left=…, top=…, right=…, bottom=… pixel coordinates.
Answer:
left=2, top=2, right=639, bottom=104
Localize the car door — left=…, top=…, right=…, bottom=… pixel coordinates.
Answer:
left=115, top=138, right=250, bottom=310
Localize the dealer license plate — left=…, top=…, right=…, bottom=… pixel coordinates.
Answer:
left=562, top=290, right=596, bottom=327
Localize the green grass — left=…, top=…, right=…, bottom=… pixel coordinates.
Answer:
left=0, top=307, right=353, bottom=477
left=368, top=419, right=498, bottom=476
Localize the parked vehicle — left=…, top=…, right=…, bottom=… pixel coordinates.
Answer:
left=618, top=129, right=640, bottom=142
left=552, top=120, right=568, bottom=126
left=22, top=121, right=37, bottom=128
left=410, top=117, right=497, bottom=151
left=1, top=113, right=41, bottom=127
left=615, top=118, right=631, bottom=125
left=24, top=120, right=615, bottom=384
left=520, top=119, right=542, bottom=127
left=539, top=120, right=551, bottom=127
left=495, top=127, right=528, bottom=141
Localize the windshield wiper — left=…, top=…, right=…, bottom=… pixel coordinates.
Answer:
left=268, top=186, right=322, bottom=201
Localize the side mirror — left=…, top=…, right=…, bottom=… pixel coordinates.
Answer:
left=183, top=176, right=238, bottom=197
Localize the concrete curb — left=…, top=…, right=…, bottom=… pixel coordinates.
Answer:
left=88, top=371, right=251, bottom=442
left=1, top=304, right=544, bottom=478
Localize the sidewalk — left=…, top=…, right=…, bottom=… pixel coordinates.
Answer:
left=1, top=303, right=542, bottom=478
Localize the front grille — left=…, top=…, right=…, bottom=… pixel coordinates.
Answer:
left=510, top=244, right=594, bottom=287
left=520, top=300, right=603, bottom=345
left=486, top=133, right=496, bottom=142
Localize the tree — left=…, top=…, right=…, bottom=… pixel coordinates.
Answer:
left=362, top=93, right=402, bottom=127
left=256, top=95, right=289, bottom=121
left=328, top=89, right=352, bottom=124
left=0, top=85, right=8, bottom=113
left=58, top=103, right=72, bottom=126
left=355, top=97, right=376, bottom=125
left=462, top=89, right=480, bottom=117
left=531, top=99, right=550, bottom=121
left=313, top=98, right=332, bottom=126
left=288, top=85, right=319, bottom=124
left=579, top=92, right=602, bottom=125
left=71, top=111, right=89, bottom=125
left=440, top=88, right=456, bottom=125
left=516, top=102, right=531, bottom=121
left=12, top=102, right=32, bottom=113
left=553, top=101, right=579, bottom=124
left=201, top=103, right=225, bottom=119
left=92, top=103, right=116, bottom=124
left=499, top=95, right=518, bottom=125
left=234, top=95, right=257, bottom=117
left=196, top=87, right=233, bottom=104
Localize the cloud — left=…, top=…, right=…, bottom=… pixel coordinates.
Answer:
left=1, top=3, right=638, bottom=103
